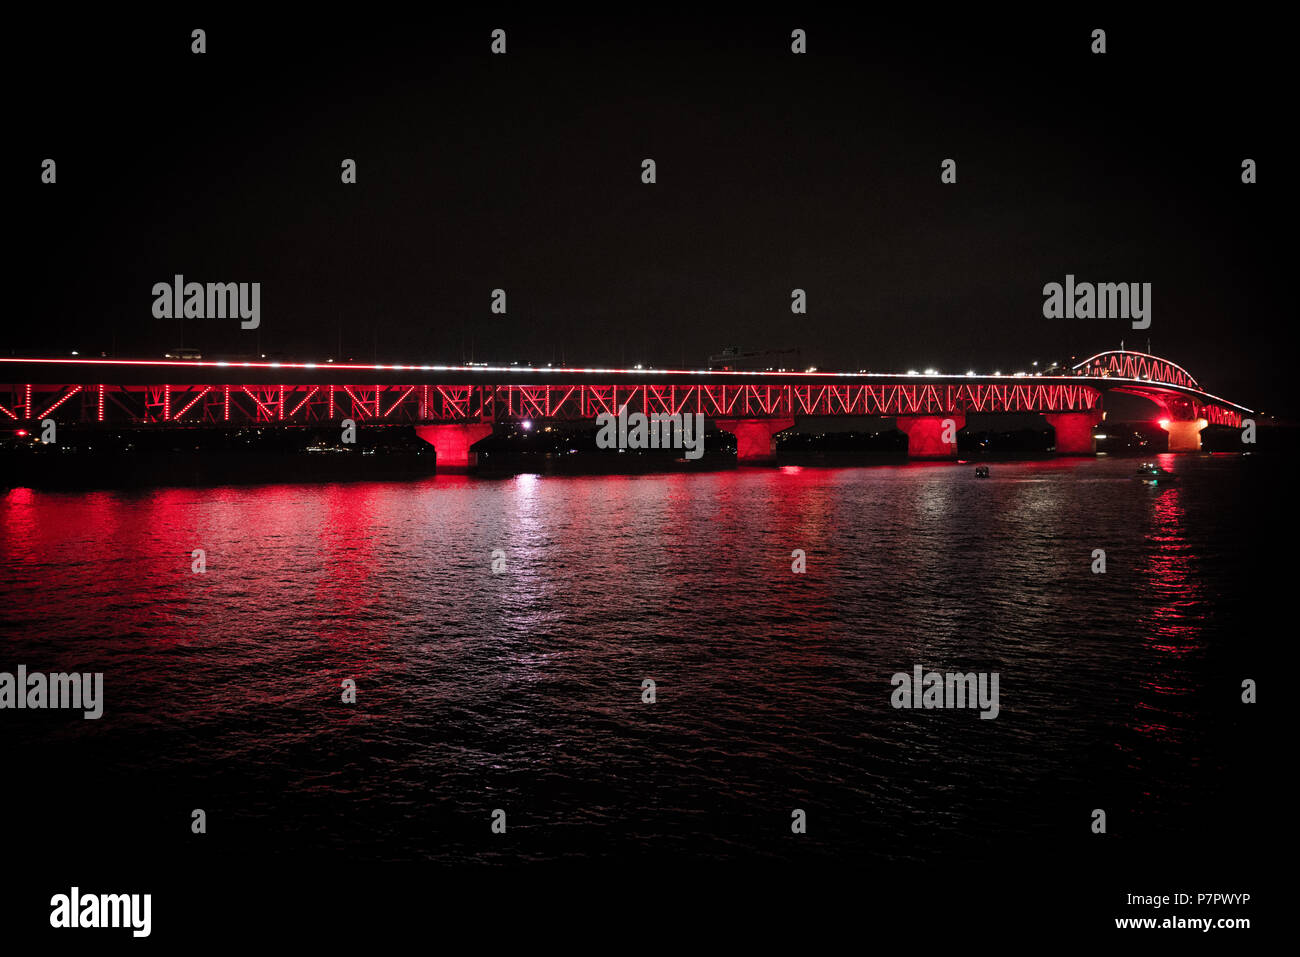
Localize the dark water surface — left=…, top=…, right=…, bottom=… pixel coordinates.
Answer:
left=0, top=455, right=1278, bottom=870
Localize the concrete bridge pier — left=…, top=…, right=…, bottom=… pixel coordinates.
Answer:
left=415, top=423, right=494, bottom=470
left=1161, top=417, right=1207, bottom=452
left=715, top=417, right=795, bottom=465
left=895, top=414, right=965, bottom=458
left=1044, top=411, right=1104, bottom=455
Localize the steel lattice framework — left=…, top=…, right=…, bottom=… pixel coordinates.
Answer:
left=1071, top=351, right=1199, bottom=389
left=0, top=381, right=1107, bottom=426
left=0, top=350, right=1249, bottom=429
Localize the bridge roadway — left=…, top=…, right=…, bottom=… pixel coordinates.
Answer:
left=0, top=351, right=1254, bottom=467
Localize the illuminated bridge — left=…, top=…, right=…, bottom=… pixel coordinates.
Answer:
left=0, top=351, right=1253, bottom=467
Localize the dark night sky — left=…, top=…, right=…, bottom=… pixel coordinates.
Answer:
left=11, top=12, right=1289, bottom=413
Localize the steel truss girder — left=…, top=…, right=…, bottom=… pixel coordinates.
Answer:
left=0, top=380, right=1245, bottom=429
left=0, top=380, right=1118, bottom=426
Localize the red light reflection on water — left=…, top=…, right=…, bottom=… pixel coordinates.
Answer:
left=1125, top=459, right=1206, bottom=777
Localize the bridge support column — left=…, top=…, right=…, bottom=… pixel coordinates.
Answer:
left=1044, top=411, right=1104, bottom=455
left=715, top=417, right=794, bottom=465
left=415, top=423, right=494, bottom=470
left=896, top=414, right=964, bottom=458
left=1161, top=418, right=1207, bottom=453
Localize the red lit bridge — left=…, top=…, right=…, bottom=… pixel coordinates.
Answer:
left=0, top=351, right=1253, bottom=467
